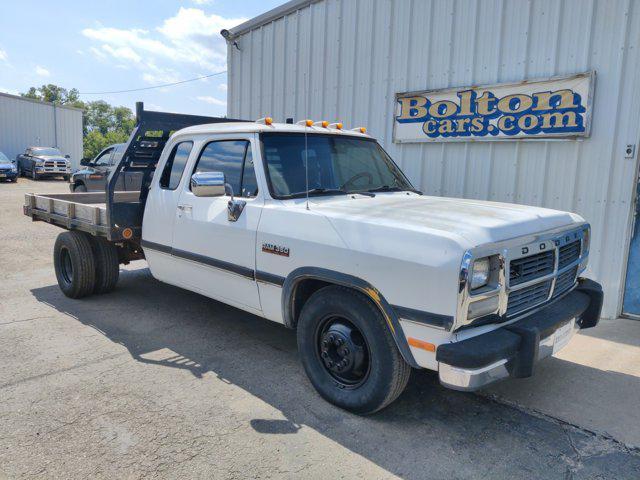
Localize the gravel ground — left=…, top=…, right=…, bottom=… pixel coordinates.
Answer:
left=1, top=178, right=639, bottom=479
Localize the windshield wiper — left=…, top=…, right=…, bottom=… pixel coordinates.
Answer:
left=287, top=188, right=348, bottom=199
left=308, top=188, right=348, bottom=196
left=367, top=185, right=423, bottom=195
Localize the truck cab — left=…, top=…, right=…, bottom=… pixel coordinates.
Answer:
left=25, top=106, right=603, bottom=414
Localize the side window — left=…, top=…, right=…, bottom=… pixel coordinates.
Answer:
left=94, top=148, right=114, bottom=166
left=193, top=140, right=256, bottom=197
left=159, top=141, right=193, bottom=190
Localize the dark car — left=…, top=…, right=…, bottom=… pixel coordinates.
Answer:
left=17, top=147, right=71, bottom=180
left=69, top=143, right=142, bottom=192
left=0, top=151, right=18, bottom=182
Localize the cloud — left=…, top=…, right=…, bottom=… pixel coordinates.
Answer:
left=0, top=48, right=7, bottom=62
left=35, top=66, right=50, bottom=77
left=197, top=96, right=226, bottom=106
left=192, top=0, right=214, bottom=4
left=0, top=86, right=19, bottom=95
left=82, top=7, right=245, bottom=86
left=218, top=83, right=227, bottom=92
left=101, top=45, right=141, bottom=63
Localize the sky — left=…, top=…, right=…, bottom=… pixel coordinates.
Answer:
left=0, top=0, right=283, bottom=117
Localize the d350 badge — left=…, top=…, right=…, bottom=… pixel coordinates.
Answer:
left=262, top=243, right=290, bottom=257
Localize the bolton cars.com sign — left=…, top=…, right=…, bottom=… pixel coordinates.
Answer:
left=393, top=72, right=594, bottom=143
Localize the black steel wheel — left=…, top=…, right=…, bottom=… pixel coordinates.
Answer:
left=297, top=285, right=411, bottom=415
left=316, top=316, right=370, bottom=388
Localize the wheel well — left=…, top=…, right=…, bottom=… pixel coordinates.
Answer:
left=291, top=278, right=333, bottom=328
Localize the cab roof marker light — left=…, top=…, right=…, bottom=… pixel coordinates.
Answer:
left=351, top=126, right=367, bottom=134
left=296, top=119, right=314, bottom=127
left=329, top=122, right=343, bottom=130
left=314, top=120, right=329, bottom=128
left=256, top=117, right=273, bottom=126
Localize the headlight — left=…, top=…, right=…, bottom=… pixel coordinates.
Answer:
left=470, top=257, right=490, bottom=290
left=10, top=164, right=17, bottom=172
left=582, top=226, right=590, bottom=254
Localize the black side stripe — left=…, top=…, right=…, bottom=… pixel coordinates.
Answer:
left=391, top=305, right=454, bottom=330
left=141, top=239, right=284, bottom=286
left=255, top=271, right=286, bottom=287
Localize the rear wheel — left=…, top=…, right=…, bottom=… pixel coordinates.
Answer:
left=74, top=183, right=87, bottom=192
left=90, top=236, right=119, bottom=294
left=53, top=231, right=96, bottom=298
left=297, top=286, right=411, bottom=415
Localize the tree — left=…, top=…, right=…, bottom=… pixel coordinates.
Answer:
left=22, top=84, right=83, bottom=108
left=21, top=85, right=135, bottom=159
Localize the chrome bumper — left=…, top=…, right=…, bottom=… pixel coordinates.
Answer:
left=438, top=319, right=578, bottom=391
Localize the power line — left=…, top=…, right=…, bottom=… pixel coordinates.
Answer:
left=79, top=71, right=227, bottom=95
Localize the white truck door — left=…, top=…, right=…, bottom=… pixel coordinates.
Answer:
left=141, top=140, right=195, bottom=282
left=170, top=136, right=262, bottom=311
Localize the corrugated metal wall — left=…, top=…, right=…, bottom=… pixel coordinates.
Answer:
left=228, top=0, right=640, bottom=319
left=0, top=93, right=83, bottom=169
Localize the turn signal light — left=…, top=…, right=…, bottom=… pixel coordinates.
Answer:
left=407, top=337, right=436, bottom=352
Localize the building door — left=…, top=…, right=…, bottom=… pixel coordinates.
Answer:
left=623, top=172, right=640, bottom=317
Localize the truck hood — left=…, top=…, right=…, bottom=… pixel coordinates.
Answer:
left=309, top=193, right=582, bottom=248
left=0, top=162, right=14, bottom=169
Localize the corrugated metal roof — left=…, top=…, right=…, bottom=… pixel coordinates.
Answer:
left=228, top=0, right=316, bottom=37
left=0, top=91, right=84, bottom=112
left=228, top=0, right=640, bottom=319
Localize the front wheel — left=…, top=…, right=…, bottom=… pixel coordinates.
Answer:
left=31, top=168, right=38, bottom=180
left=73, top=183, right=87, bottom=192
left=297, top=286, right=411, bottom=415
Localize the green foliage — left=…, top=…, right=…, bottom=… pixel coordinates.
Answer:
left=21, top=84, right=135, bottom=160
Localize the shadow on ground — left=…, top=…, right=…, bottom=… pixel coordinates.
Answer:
left=31, top=266, right=640, bottom=479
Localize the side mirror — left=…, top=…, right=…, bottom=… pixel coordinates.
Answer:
left=191, top=171, right=226, bottom=197
left=80, top=158, right=91, bottom=166
left=65, top=154, right=71, bottom=159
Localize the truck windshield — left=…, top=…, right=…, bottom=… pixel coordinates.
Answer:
left=33, top=147, right=62, bottom=156
left=260, top=133, right=416, bottom=198
left=0, top=152, right=9, bottom=162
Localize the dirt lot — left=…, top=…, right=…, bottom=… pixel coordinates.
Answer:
left=1, top=178, right=640, bottom=479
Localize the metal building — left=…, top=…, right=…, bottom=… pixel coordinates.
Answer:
left=225, top=0, right=640, bottom=320
left=0, top=92, right=83, bottom=170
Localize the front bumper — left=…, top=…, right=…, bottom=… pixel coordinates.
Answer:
left=0, top=170, right=18, bottom=179
left=35, top=166, right=71, bottom=176
left=437, top=278, right=603, bottom=391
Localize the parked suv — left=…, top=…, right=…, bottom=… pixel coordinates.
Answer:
left=17, top=147, right=71, bottom=180
left=70, top=144, right=142, bottom=192
left=0, top=151, right=18, bottom=182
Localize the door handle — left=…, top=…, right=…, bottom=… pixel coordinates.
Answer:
left=177, top=204, right=193, bottom=211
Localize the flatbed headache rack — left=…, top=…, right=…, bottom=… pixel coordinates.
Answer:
left=24, top=102, right=244, bottom=242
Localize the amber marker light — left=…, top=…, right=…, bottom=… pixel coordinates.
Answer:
left=407, top=337, right=436, bottom=352
left=329, top=122, right=343, bottom=130
left=122, top=227, right=134, bottom=240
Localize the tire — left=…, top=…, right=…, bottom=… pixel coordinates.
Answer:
left=53, top=231, right=96, bottom=298
left=297, top=285, right=411, bottom=415
left=74, top=183, right=87, bottom=192
left=90, top=236, right=119, bottom=294
left=63, top=175, right=70, bottom=181
left=31, top=168, right=38, bottom=181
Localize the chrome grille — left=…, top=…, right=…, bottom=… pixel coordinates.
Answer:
left=507, top=280, right=552, bottom=316
left=553, top=266, right=578, bottom=298
left=509, top=250, right=555, bottom=286
left=559, top=240, right=581, bottom=269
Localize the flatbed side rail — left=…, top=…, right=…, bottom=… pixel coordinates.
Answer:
left=106, top=102, right=246, bottom=242
left=24, top=192, right=110, bottom=237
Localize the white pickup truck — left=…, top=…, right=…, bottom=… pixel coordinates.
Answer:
left=24, top=104, right=603, bottom=414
